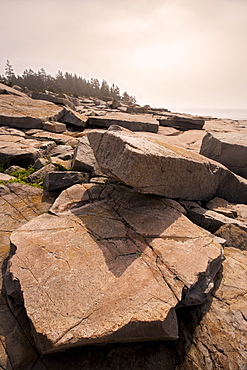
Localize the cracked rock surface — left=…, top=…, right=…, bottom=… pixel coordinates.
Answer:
left=87, top=128, right=247, bottom=203
left=6, top=182, right=223, bottom=355
left=177, top=246, right=247, bottom=370
left=0, top=183, right=57, bottom=369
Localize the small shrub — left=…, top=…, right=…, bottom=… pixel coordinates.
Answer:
left=2, top=165, right=43, bottom=188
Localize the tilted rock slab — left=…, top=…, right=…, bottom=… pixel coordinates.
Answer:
left=0, top=82, right=27, bottom=98
left=59, top=108, right=88, bottom=127
left=88, top=113, right=159, bottom=133
left=31, top=91, right=76, bottom=110
left=6, top=182, right=224, bottom=354
left=200, top=131, right=247, bottom=179
left=87, top=128, right=247, bottom=204
left=0, top=95, right=65, bottom=129
left=71, top=136, right=104, bottom=176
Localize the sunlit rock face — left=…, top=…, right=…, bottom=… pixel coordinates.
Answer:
left=200, top=131, right=247, bottom=179
left=6, top=183, right=223, bottom=354
left=0, top=95, right=65, bottom=129
left=87, top=128, right=247, bottom=203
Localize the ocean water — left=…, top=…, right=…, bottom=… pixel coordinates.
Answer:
left=170, top=107, right=247, bottom=121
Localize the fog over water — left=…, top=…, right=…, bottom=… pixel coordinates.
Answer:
left=1, top=0, right=247, bottom=111
left=170, top=107, right=247, bottom=120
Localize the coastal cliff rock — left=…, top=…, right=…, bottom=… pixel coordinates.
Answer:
left=0, top=89, right=247, bottom=369
left=5, top=182, right=223, bottom=354
left=88, top=127, right=247, bottom=203
left=200, top=131, right=247, bottom=179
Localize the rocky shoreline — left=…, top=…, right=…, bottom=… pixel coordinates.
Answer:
left=0, top=83, right=246, bottom=369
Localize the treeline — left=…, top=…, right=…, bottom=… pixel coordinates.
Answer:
left=0, top=60, right=136, bottom=103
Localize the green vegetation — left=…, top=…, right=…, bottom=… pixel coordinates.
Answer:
left=0, top=60, right=136, bottom=103
left=0, top=162, right=9, bottom=172
left=0, top=164, right=43, bottom=188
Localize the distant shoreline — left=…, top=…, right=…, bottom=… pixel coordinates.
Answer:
left=170, top=107, right=247, bottom=121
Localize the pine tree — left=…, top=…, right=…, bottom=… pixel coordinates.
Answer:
left=4, top=60, right=15, bottom=85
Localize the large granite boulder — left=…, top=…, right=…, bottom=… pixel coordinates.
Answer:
left=0, top=95, right=65, bottom=129
left=200, top=131, right=247, bottom=178
left=88, top=113, right=159, bottom=133
left=87, top=128, right=247, bottom=203
left=5, top=183, right=223, bottom=355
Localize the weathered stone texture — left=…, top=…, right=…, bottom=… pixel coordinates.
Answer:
left=88, top=113, right=159, bottom=133
left=88, top=128, right=247, bottom=203
left=178, top=246, right=247, bottom=370
left=200, top=131, right=247, bottom=178
left=6, top=183, right=223, bottom=354
left=71, top=135, right=103, bottom=176
left=0, top=95, right=65, bottom=129
left=43, top=171, right=90, bottom=191
left=158, top=113, right=205, bottom=131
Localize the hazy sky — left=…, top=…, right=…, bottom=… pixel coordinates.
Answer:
left=1, top=0, right=247, bottom=110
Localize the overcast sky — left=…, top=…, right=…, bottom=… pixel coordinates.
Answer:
left=1, top=0, right=247, bottom=110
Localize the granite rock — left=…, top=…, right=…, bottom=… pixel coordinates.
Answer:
left=5, top=183, right=223, bottom=354
left=88, top=128, right=247, bottom=203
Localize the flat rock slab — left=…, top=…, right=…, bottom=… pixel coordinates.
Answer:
left=185, top=203, right=247, bottom=234
left=27, top=130, right=78, bottom=146
left=6, top=182, right=223, bottom=354
left=87, top=128, right=247, bottom=203
left=0, top=95, right=65, bottom=129
left=31, top=91, right=75, bottom=110
left=157, top=113, right=205, bottom=131
left=206, top=197, right=247, bottom=223
left=88, top=113, right=159, bottom=133
left=200, top=131, right=247, bottom=179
